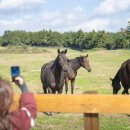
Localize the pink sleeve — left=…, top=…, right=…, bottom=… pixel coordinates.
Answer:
left=9, top=93, right=37, bottom=130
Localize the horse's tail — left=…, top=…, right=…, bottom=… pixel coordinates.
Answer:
left=40, top=62, right=50, bottom=82
left=40, top=65, right=45, bottom=83
left=41, top=61, right=54, bottom=82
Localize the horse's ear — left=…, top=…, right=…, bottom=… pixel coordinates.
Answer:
left=86, top=54, right=88, bottom=58
left=64, top=49, right=67, bottom=54
left=57, top=49, right=60, bottom=54
left=110, top=78, right=113, bottom=81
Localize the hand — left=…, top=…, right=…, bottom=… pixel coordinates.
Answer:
left=14, top=76, right=28, bottom=93
left=14, top=76, right=24, bottom=86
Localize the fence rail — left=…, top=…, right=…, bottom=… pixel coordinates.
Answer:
left=10, top=93, right=130, bottom=130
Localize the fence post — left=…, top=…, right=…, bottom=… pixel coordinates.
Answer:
left=83, top=91, right=99, bottom=130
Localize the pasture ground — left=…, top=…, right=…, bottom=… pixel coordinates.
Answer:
left=0, top=47, right=130, bottom=130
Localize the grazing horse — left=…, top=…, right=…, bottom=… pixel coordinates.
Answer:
left=41, top=49, right=68, bottom=94
left=110, top=59, right=130, bottom=94
left=65, top=55, right=91, bottom=94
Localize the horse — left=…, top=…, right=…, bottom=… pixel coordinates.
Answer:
left=64, top=54, right=91, bottom=94
left=110, top=59, right=130, bottom=94
left=40, top=49, right=68, bottom=94
left=41, top=54, right=91, bottom=94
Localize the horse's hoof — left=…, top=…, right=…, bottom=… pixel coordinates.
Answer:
left=48, top=112, right=52, bottom=116
left=43, top=112, right=52, bottom=116
left=54, top=112, right=60, bottom=114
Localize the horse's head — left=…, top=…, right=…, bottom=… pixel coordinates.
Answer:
left=79, top=54, right=91, bottom=72
left=57, top=49, right=68, bottom=72
left=110, top=78, right=121, bottom=94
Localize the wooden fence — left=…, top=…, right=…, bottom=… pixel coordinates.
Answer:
left=10, top=93, right=130, bottom=130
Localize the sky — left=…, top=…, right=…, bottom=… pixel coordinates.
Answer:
left=0, top=0, right=130, bottom=35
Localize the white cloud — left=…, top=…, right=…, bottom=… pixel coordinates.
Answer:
left=66, top=6, right=85, bottom=20
left=0, top=18, right=44, bottom=35
left=42, top=11, right=60, bottom=21
left=94, top=0, right=130, bottom=15
left=0, top=19, right=24, bottom=34
left=0, top=1, right=129, bottom=36
left=0, top=6, right=86, bottom=35
left=0, top=19, right=23, bottom=25
left=74, top=6, right=84, bottom=12
left=71, top=18, right=110, bottom=32
left=41, top=6, right=85, bottom=26
left=0, top=0, right=46, bottom=10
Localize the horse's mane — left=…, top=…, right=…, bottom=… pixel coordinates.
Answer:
left=68, top=57, right=80, bottom=62
left=51, top=55, right=59, bottom=69
left=51, top=51, right=67, bottom=68
left=113, top=69, right=120, bottom=82
left=68, top=56, right=85, bottom=64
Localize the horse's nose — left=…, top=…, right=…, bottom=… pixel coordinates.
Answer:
left=87, top=68, right=91, bottom=72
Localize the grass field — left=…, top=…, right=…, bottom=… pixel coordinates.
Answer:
left=0, top=47, right=130, bottom=130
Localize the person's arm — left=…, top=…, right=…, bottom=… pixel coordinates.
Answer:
left=14, top=76, right=28, bottom=93
left=9, top=93, right=37, bottom=130
left=9, top=76, right=37, bottom=130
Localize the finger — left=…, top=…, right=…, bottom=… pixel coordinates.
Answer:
left=14, top=77, right=21, bottom=80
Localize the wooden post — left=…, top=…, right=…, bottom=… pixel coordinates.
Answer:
left=83, top=91, right=99, bottom=130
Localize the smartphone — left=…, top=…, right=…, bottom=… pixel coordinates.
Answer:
left=11, top=66, right=20, bottom=82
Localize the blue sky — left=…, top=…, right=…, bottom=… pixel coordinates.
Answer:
left=0, top=0, right=130, bottom=35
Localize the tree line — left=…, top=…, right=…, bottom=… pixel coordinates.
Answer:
left=0, top=22, right=130, bottom=50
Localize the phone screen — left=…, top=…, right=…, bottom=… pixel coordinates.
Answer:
left=11, top=66, right=20, bottom=78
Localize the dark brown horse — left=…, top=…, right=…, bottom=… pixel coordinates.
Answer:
left=110, top=59, right=130, bottom=94
left=41, top=49, right=68, bottom=94
left=65, top=54, right=91, bottom=94
left=41, top=54, right=91, bottom=94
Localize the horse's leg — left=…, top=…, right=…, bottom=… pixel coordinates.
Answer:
left=122, top=89, right=129, bottom=94
left=54, top=88, right=63, bottom=114
left=47, top=87, right=53, bottom=116
left=58, top=87, right=63, bottom=94
left=52, top=89, right=55, bottom=94
left=43, top=87, right=49, bottom=115
left=71, top=78, right=75, bottom=94
left=124, top=88, right=129, bottom=94
left=125, top=85, right=129, bottom=94
left=122, top=90, right=125, bottom=94
left=43, top=87, right=52, bottom=116
left=122, top=83, right=129, bottom=94
left=64, top=77, right=68, bottom=94
left=43, top=86, right=47, bottom=94
left=47, top=87, right=52, bottom=94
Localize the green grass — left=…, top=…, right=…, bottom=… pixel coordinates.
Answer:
left=0, top=47, right=130, bottom=130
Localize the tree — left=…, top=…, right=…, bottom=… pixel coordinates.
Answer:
left=96, top=30, right=106, bottom=48
left=63, top=31, right=75, bottom=47
left=83, top=30, right=98, bottom=49
left=73, top=29, right=85, bottom=49
left=125, top=21, right=130, bottom=48
left=0, top=22, right=130, bottom=50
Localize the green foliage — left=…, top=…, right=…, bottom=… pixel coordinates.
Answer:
left=1, top=22, right=130, bottom=50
